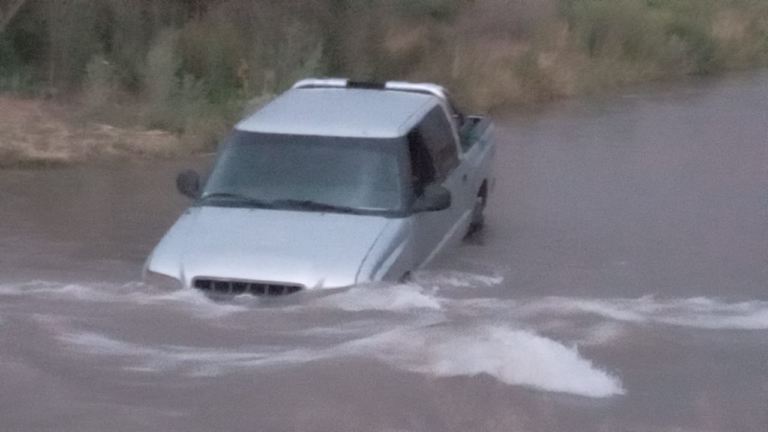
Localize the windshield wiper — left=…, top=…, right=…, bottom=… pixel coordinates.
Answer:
left=272, top=199, right=362, bottom=214
left=200, top=192, right=276, bottom=209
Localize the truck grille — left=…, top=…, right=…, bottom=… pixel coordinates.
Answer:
left=193, top=278, right=303, bottom=296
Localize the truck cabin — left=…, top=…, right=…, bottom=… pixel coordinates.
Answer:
left=202, top=81, right=464, bottom=217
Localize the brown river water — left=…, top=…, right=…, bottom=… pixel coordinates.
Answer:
left=1, top=71, right=767, bottom=432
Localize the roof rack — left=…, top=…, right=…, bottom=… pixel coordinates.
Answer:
left=291, top=78, right=448, bottom=101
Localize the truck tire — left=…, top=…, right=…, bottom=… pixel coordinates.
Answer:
left=468, top=182, right=488, bottom=233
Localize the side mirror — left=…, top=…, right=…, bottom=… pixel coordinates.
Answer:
left=176, top=170, right=201, bottom=199
left=413, top=185, right=451, bottom=213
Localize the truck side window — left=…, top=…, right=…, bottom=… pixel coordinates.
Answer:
left=419, top=107, right=459, bottom=180
left=407, top=128, right=436, bottom=197
left=446, top=94, right=466, bottom=130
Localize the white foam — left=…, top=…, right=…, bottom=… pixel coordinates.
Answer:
left=341, top=325, right=625, bottom=398
left=513, top=297, right=647, bottom=323
left=313, top=284, right=442, bottom=312
left=126, top=287, right=250, bottom=317
left=0, top=281, right=247, bottom=318
left=515, top=297, right=768, bottom=330
left=57, top=322, right=623, bottom=399
left=0, top=281, right=111, bottom=300
left=58, top=331, right=322, bottom=377
left=578, top=322, right=626, bottom=346
left=413, top=271, right=504, bottom=289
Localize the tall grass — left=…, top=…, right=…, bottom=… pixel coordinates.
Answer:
left=1, top=0, right=767, bottom=151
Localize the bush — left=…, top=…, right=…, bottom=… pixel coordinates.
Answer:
left=562, top=0, right=663, bottom=60
left=513, top=50, right=556, bottom=100
left=396, top=0, right=466, bottom=22
left=144, top=30, right=181, bottom=110
left=666, top=18, right=723, bottom=73
left=0, top=37, right=19, bottom=71
left=46, top=0, right=104, bottom=89
left=2, top=0, right=768, bottom=154
left=139, top=30, right=241, bottom=150
left=178, top=18, right=242, bottom=103
left=84, top=55, right=117, bottom=110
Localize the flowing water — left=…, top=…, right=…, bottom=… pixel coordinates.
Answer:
left=1, top=71, right=767, bottom=432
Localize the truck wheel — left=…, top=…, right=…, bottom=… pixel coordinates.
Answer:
left=400, top=272, right=413, bottom=283
left=468, top=183, right=488, bottom=234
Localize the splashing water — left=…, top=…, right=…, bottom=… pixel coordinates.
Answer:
left=340, top=325, right=625, bottom=398
left=311, top=284, right=442, bottom=312
left=506, top=296, right=768, bottom=330
left=5, top=277, right=768, bottom=400
left=57, top=324, right=624, bottom=398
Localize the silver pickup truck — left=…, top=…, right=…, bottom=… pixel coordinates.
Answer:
left=144, top=79, right=495, bottom=295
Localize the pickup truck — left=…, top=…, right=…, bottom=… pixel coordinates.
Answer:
left=144, top=78, right=495, bottom=295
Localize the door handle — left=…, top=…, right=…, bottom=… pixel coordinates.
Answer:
left=462, top=174, right=468, bottom=183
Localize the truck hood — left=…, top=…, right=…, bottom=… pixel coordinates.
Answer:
left=147, top=206, right=393, bottom=289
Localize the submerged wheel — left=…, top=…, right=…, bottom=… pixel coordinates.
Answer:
left=468, top=182, right=488, bottom=234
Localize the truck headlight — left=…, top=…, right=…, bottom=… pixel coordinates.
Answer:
left=144, top=271, right=183, bottom=291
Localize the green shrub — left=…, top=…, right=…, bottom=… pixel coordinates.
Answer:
left=563, top=0, right=662, bottom=60
left=178, top=18, right=242, bottom=103
left=396, top=0, right=466, bottom=22
left=46, top=0, right=104, bottom=89
left=0, top=34, right=40, bottom=95
left=0, top=71, right=37, bottom=94
left=2, top=0, right=768, bottom=154
left=666, top=18, right=723, bottom=73
left=273, top=22, right=326, bottom=90
left=0, top=37, right=19, bottom=70
left=513, top=50, right=556, bottom=101
left=144, top=30, right=181, bottom=109
left=139, top=29, right=243, bottom=149
left=84, top=55, right=117, bottom=110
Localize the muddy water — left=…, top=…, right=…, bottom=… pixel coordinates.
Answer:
left=1, top=71, right=767, bottom=432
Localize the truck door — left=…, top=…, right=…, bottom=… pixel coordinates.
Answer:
left=410, top=106, right=469, bottom=267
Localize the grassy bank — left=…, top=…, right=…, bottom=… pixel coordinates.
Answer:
left=0, top=96, right=181, bottom=168
left=1, top=0, right=767, bottom=164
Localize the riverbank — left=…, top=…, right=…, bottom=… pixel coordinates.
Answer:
left=1, top=0, right=767, bottom=167
left=0, top=97, right=182, bottom=168
left=2, top=68, right=767, bottom=168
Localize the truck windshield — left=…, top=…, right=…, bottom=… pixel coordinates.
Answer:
left=202, top=131, right=405, bottom=215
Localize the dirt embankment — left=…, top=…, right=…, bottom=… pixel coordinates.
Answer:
left=0, top=97, right=182, bottom=168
